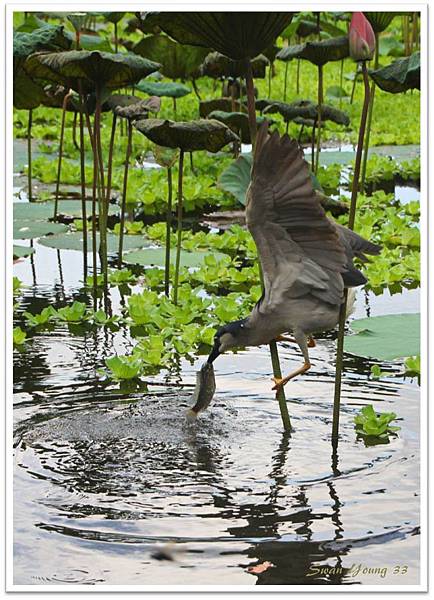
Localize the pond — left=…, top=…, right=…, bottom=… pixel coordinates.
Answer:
left=13, top=235, right=420, bottom=586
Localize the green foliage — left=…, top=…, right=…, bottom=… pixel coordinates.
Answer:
left=13, top=277, right=22, bottom=296
left=56, top=300, right=88, bottom=322
left=105, top=355, right=143, bottom=380
left=404, top=355, right=421, bottom=379
left=13, top=326, right=27, bottom=345
left=354, top=405, right=400, bottom=439
left=23, top=306, right=57, bottom=327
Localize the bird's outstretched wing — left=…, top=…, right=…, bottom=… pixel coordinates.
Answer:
left=246, top=122, right=347, bottom=311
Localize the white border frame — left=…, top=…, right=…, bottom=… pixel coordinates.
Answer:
left=4, top=1, right=429, bottom=594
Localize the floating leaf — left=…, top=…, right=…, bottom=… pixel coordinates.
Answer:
left=135, top=80, right=191, bottom=98
left=123, top=247, right=227, bottom=267
left=13, top=220, right=68, bottom=239
left=105, top=355, right=142, bottom=380
left=134, top=118, right=239, bottom=152
left=38, top=231, right=150, bottom=252
left=369, top=52, right=420, bottom=93
left=13, top=200, right=118, bottom=221
left=345, top=313, right=420, bottom=360
left=13, top=245, right=35, bottom=259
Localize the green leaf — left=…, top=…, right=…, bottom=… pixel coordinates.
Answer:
left=200, top=51, right=268, bottom=79
left=345, top=313, right=420, bottom=360
left=57, top=301, right=87, bottom=322
left=13, top=245, right=35, bottom=259
left=38, top=232, right=149, bottom=252
left=136, top=80, right=191, bottom=98
left=105, top=355, right=142, bottom=380
left=13, top=220, right=68, bottom=239
left=13, top=326, right=27, bottom=345
left=14, top=200, right=118, bottom=220
left=123, top=247, right=227, bottom=267
left=23, top=306, right=57, bottom=327
left=218, top=153, right=252, bottom=206
left=277, top=36, right=349, bottom=66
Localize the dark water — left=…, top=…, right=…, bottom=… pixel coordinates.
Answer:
left=12, top=237, right=421, bottom=587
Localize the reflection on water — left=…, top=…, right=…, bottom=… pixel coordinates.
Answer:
left=13, top=238, right=420, bottom=587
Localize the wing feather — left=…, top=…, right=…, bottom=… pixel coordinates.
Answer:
left=246, top=122, right=347, bottom=308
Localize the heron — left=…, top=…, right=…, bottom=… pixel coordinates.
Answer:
left=207, top=122, right=381, bottom=390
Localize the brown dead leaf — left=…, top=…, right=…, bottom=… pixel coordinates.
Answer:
left=247, top=561, right=274, bottom=574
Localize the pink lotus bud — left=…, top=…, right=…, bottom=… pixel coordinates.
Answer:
left=349, top=12, right=376, bottom=61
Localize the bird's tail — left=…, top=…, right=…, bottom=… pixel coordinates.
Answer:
left=345, top=288, right=357, bottom=319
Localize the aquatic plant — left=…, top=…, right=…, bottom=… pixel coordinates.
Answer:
left=23, top=306, right=57, bottom=327
left=354, top=405, right=400, bottom=439
left=13, top=326, right=27, bottom=345
left=56, top=300, right=88, bottom=322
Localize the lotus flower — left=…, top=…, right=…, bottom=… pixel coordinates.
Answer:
left=349, top=12, right=376, bottom=61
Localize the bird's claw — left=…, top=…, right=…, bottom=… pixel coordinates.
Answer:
left=272, top=377, right=285, bottom=391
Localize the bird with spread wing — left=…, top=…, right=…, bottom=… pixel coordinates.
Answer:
left=207, top=122, right=381, bottom=391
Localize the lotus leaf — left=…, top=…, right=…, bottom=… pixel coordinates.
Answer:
left=369, top=52, right=420, bottom=93
left=25, top=51, right=161, bottom=94
left=133, top=34, right=209, bottom=80
left=199, top=52, right=268, bottom=79
left=13, top=220, right=68, bottom=239
left=207, top=111, right=270, bottom=144
left=134, top=118, right=239, bottom=152
left=263, top=100, right=349, bottom=126
left=326, top=85, right=349, bottom=99
left=277, top=36, right=349, bottom=66
left=114, top=97, right=161, bottom=120
left=38, top=231, right=150, bottom=252
left=345, top=313, right=420, bottom=360
left=217, top=153, right=252, bottom=205
left=123, top=247, right=227, bottom=267
left=199, top=98, right=247, bottom=118
left=13, top=245, right=35, bottom=259
left=13, top=200, right=118, bottom=220
left=364, top=12, right=395, bottom=33
left=65, top=31, right=113, bottom=52
left=139, top=12, right=293, bottom=60
left=136, top=80, right=191, bottom=98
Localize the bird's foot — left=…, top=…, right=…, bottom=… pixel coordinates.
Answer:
left=271, top=362, right=311, bottom=391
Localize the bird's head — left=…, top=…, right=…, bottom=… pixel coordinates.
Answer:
left=207, top=319, right=248, bottom=364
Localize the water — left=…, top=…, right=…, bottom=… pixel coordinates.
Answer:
left=13, top=241, right=421, bottom=586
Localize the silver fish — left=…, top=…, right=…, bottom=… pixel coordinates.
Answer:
left=186, top=362, right=216, bottom=420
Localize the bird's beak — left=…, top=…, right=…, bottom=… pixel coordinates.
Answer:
left=207, top=340, right=220, bottom=364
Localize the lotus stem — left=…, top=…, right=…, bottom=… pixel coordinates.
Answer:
left=296, top=58, right=300, bottom=95
left=332, top=61, right=371, bottom=444
left=339, top=59, right=344, bottom=110
left=315, top=64, right=323, bottom=175
left=189, top=151, right=196, bottom=175
left=350, top=65, right=358, bottom=104
left=298, top=123, right=304, bottom=143
left=114, top=21, right=118, bottom=53
left=54, top=91, right=71, bottom=220
left=94, top=87, right=108, bottom=308
left=84, top=109, right=98, bottom=305
left=360, top=34, right=379, bottom=192
left=27, top=109, right=33, bottom=202
left=192, top=79, right=202, bottom=101
left=105, top=113, right=117, bottom=226
left=164, top=166, right=173, bottom=297
left=173, top=97, right=177, bottom=120
left=244, top=58, right=257, bottom=145
left=283, top=62, right=289, bottom=102
left=311, top=120, right=316, bottom=170
left=173, top=149, right=184, bottom=306
left=118, top=119, right=132, bottom=269
left=78, top=93, right=87, bottom=279
left=268, top=62, right=272, bottom=98
left=245, top=56, right=290, bottom=432
left=72, top=110, right=79, bottom=150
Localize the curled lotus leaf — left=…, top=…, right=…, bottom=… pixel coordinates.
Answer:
left=369, top=52, right=420, bottom=93
left=264, top=99, right=350, bottom=126
left=153, top=146, right=179, bottom=168
left=364, top=12, right=395, bottom=33
left=114, top=97, right=161, bottom=119
left=24, top=50, right=161, bottom=94
left=134, top=118, right=239, bottom=153
left=106, top=12, right=125, bottom=24
left=133, top=34, right=209, bottom=80
left=207, top=111, right=271, bottom=144
left=199, top=52, right=268, bottom=79
left=135, top=80, right=191, bottom=98
left=138, top=12, right=293, bottom=60
left=277, top=36, right=349, bottom=66
left=199, top=98, right=247, bottom=118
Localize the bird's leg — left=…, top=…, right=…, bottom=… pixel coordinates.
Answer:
left=272, top=331, right=311, bottom=390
